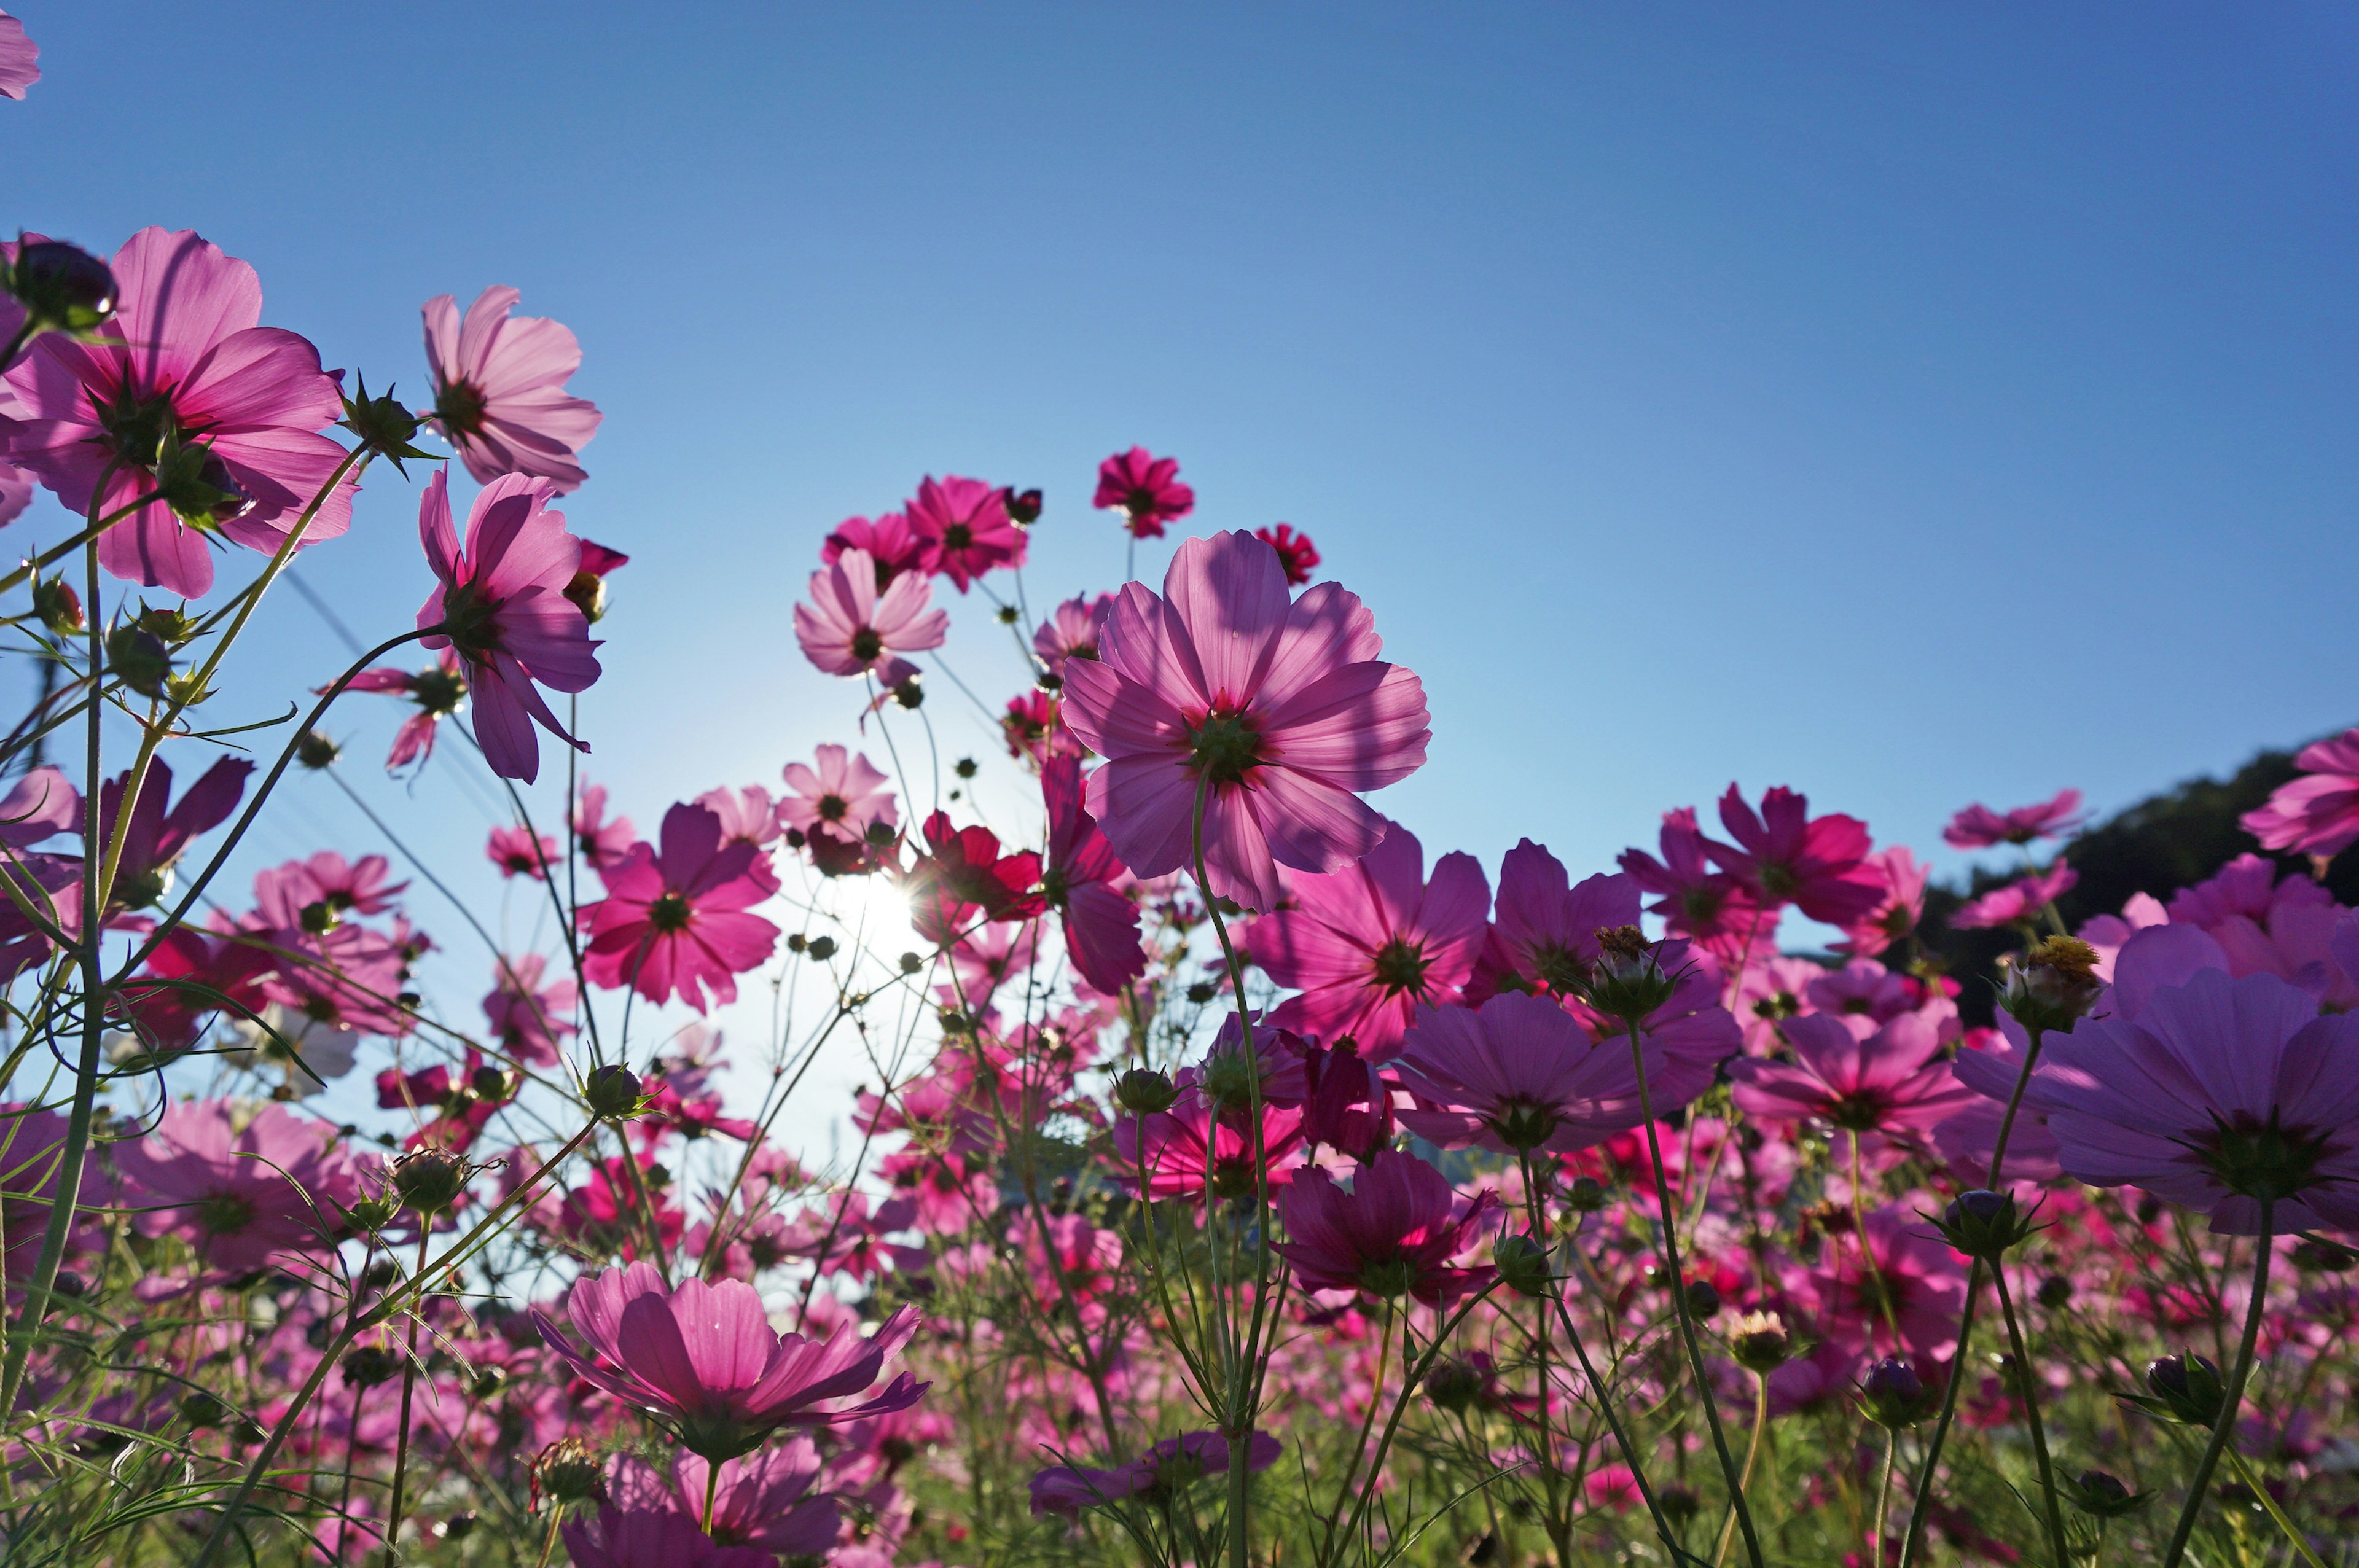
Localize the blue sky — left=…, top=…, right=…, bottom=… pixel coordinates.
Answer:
left=6, top=3, right=2355, bottom=1131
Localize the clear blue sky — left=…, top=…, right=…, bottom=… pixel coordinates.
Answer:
left=5, top=2, right=2355, bottom=1118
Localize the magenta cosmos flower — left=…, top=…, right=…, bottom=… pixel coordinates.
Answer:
left=343, top=649, right=466, bottom=772
left=1618, top=808, right=1764, bottom=959
left=2, top=227, right=350, bottom=598
left=1043, top=752, right=1146, bottom=996
left=822, top=510, right=926, bottom=587
left=2244, top=730, right=2359, bottom=860
left=1060, top=531, right=1430, bottom=913
left=1032, top=1430, right=1280, bottom=1518
left=1114, top=1093, right=1307, bottom=1200
left=1728, top=1011, right=1972, bottom=1145
left=1094, top=445, right=1194, bottom=539
left=1249, top=819, right=1489, bottom=1059
left=415, top=468, right=603, bottom=783
left=793, top=546, right=947, bottom=682
left=560, top=1508, right=769, bottom=1568
left=1489, top=842, right=1640, bottom=995
left=1949, top=862, right=2076, bottom=930
left=1705, top=784, right=1883, bottom=927
left=907, top=474, right=1025, bottom=591
left=1033, top=592, right=1113, bottom=684
left=1254, top=522, right=1319, bottom=585
left=1942, top=787, right=2086, bottom=850
left=2027, top=967, right=2359, bottom=1235
left=580, top=803, right=780, bottom=1012
left=1393, top=992, right=1664, bottom=1156
left=606, top=1443, right=838, bottom=1559
left=1796, top=1207, right=1968, bottom=1361
left=113, top=1101, right=367, bottom=1273
left=1275, top=1149, right=1499, bottom=1308
left=422, top=284, right=601, bottom=493
left=537, top=1260, right=927, bottom=1459
left=0, top=11, right=36, bottom=99
left=482, top=952, right=577, bottom=1067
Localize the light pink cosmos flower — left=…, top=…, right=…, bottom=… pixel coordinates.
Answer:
left=1032, top=593, right=1114, bottom=684
left=1942, top=788, right=2086, bottom=850
left=343, top=648, right=467, bottom=772
left=0, top=11, right=37, bottom=99
left=1949, top=863, right=2077, bottom=930
left=695, top=785, right=784, bottom=895
left=113, top=1101, right=367, bottom=1273
left=1041, top=753, right=1146, bottom=996
left=1836, top=846, right=1929, bottom=958
left=1730, top=1011, right=1973, bottom=1147
left=2168, top=853, right=2358, bottom=1008
left=486, top=824, right=557, bottom=880
left=2244, top=731, right=2359, bottom=860
left=2028, top=966, right=2359, bottom=1234
left=780, top=744, right=896, bottom=844
left=482, top=952, right=577, bottom=1067
left=3, top=228, right=350, bottom=598
left=793, top=547, right=948, bottom=682
left=907, top=475, right=1024, bottom=591
left=1705, top=784, right=1884, bottom=927
left=558, top=1507, right=771, bottom=1568
left=573, top=781, right=636, bottom=873
left=1250, top=820, right=1489, bottom=1060
left=536, top=1260, right=927, bottom=1459
left=415, top=469, right=602, bottom=783
left=822, top=512, right=925, bottom=587
left=1031, top=1430, right=1280, bottom=1518
left=0, top=766, right=77, bottom=848
left=1060, top=531, right=1430, bottom=913
left=422, top=285, right=601, bottom=492
left=579, top=803, right=780, bottom=1012
left=1393, top=993, right=1665, bottom=1156
left=1275, top=1149, right=1500, bottom=1308
left=1093, top=446, right=1195, bottom=539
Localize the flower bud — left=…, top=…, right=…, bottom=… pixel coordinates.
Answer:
left=104, top=626, right=174, bottom=699
left=806, top=935, right=837, bottom=961
left=8, top=240, right=117, bottom=335
left=153, top=437, right=254, bottom=528
left=391, top=1147, right=471, bottom=1215
left=336, top=374, right=434, bottom=474
left=1728, top=1311, right=1793, bottom=1373
left=469, top=1364, right=507, bottom=1399
left=892, top=676, right=924, bottom=709
left=1658, top=1486, right=1700, bottom=1527
left=1683, top=1278, right=1722, bottom=1319
left=1931, top=1188, right=2036, bottom=1262
left=2293, top=1238, right=2357, bottom=1273
left=1493, top=1233, right=1552, bottom=1297
left=2135, top=1353, right=2225, bottom=1428
left=2036, top=1273, right=2073, bottom=1310
left=898, top=951, right=923, bottom=974
left=1858, top=1357, right=1933, bottom=1428
left=294, top=730, right=340, bottom=771
left=1999, top=935, right=2104, bottom=1035
left=29, top=574, right=81, bottom=636
left=530, top=1436, right=608, bottom=1510
left=471, top=1064, right=515, bottom=1102
left=2062, top=1469, right=2151, bottom=1519
left=583, top=1063, right=643, bottom=1121
left=342, top=1345, right=402, bottom=1389
left=1425, top=1356, right=1487, bottom=1414
left=439, top=1512, right=478, bottom=1542
left=1581, top=925, right=1678, bottom=1023
left=179, top=1391, right=227, bottom=1427
left=342, top=1193, right=399, bottom=1232
left=1114, top=1067, right=1178, bottom=1115
left=1006, top=487, right=1044, bottom=526
left=1564, top=1174, right=1607, bottom=1212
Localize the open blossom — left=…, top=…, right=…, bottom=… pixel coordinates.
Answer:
left=1254, top=522, right=1319, bottom=585
left=1395, top=992, right=1665, bottom=1156
left=112, top=1101, right=367, bottom=1273
left=793, top=546, right=947, bottom=681
left=1950, top=862, right=2076, bottom=930
left=907, top=474, right=1024, bottom=591
left=780, top=744, right=896, bottom=848
left=537, top=1260, right=926, bottom=1458
left=482, top=953, right=578, bottom=1067
left=2167, top=854, right=2357, bottom=1007
left=1729, top=1011, right=1973, bottom=1144
left=1943, top=788, right=2086, bottom=849
left=573, top=781, right=636, bottom=872
left=1796, top=1206, right=1968, bottom=1360
left=343, top=649, right=467, bottom=772
left=2244, top=731, right=2359, bottom=859
left=560, top=1508, right=770, bottom=1568
left=486, top=824, right=557, bottom=880
left=902, top=811, right=1044, bottom=948
left=1093, top=446, right=1194, bottom=539
left=1031, top=1430, right=1279, bottom=1517
left=1042, top=753, right=1146, bottom=996
left=1705, top=784, right=1883, bottom=927
left=1060, top=531, right=1430, bottom=912
left=1033, top=593, right=1113, bottom=684
left=0, top=10, right=36, bottom=99
left=1490, top=843, right=1640, bottom=996
left=1837, top=846, right=1930, bottom=956
left=579, top=803, right=780, bottom=1011
left=3, top=227, right=351, bottom=598
left=2028, top=966, right=2359, bottom=1233
left=98, top=755, right=251, bottom=918
left=1618, top=808, right=1762, bottom=958
left=416, top=468, right=602, bottom=783
left=1114, top=1092, right=1307, bottom=1200
left=823, top=512, right=926, bottom=587
left=606, top=1445, right=839, bottom=1559
left=1250, top=821, right=1489, bottom=1059
left=1276, top=1150, right=1499, bottom=1307
left=423, top=284, right=601, bottom=492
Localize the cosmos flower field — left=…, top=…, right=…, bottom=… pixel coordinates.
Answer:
left=0, top=15, right=2355, bottom=1568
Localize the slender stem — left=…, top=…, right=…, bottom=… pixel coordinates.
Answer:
left=1850, top=1132, right=1902, bottom=1344
left=1990, top=1262, right=2070, bottom=1568
left=385, top=1227, right=433, bottom=1554
left=532, top=1511, right=563, bottom=1568
left=1714, top=1373, right=1770, bottom=1567
left=2221, top=1445, right=2330, bottom=1568
left=1871, top=1424, right=1899, bottom=1566
left=2160, top=1204, right=2277, bottom=1568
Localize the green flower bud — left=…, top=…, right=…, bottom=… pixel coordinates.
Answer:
left=295, top=730, right=340, bottom=771
left=104, top=626, right=174, bottom=699
left=2000, top=935, right=2105, bottom=1035
left=1859, top=1357, right=1933, bottom=1429
left=1115, top=1067, right=1178, bottom=1115
left=1930, top=1188, right=2037, bottom=1262
left=2062, top=1469, right=2151, bottom=1519
left=530, top=1436, right=606, bottom=1510
left=8, top=240, right=117, bottom=335
left=2132, top=1353, right=2225, bottom=1428
left=583, top=1064, right=643, bottom=1121
left=1493, top=1233, right=1552, bottom=1297
left=391, top=1147, right=471, bottom=1215
left=342, top=1345, right=402, bottom=1389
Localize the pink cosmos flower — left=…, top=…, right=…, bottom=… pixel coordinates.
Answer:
left=558, top=1507, right=771, bottom=1568
left=422, top=285, right=601, bottom=492
left=907, top=475, right=1024, bottom=591
left=96, top=755, right=251, bottom=918
left=780, top=744, right=896, bottom=848
left=0, top=11, right=36, bottom=99
left=251, top=851, right=405, bottom=929
left=1042, top=752, right=1147, bottom=996
left=1489, top=842, right=1640, bottom=996
left=823, top=512, right=926, bottom=587
left=579, top=804, right=780, bottom=1012
left=536, top=1260, right=927, bottom=1459
left=1618, top=808, right=1764, bottom=960
left=694, top=786, right=783, bottom=895
left=1031, top=1430, right=1279, bottom=1517
left=2, top=228, right=351, bottom=598
left=1094, top=447, right=1195, bottom=539
left=1250, top=820, right=1489, bottom=1059
left=1254, top=523, right=1320, bottom=586
left=1393, top=992, right=1664, bottom=1156
left=2244, top=731, right=2359, bottom=860
left=606, top=1443, right=839, bottom=1559
left=482, top=953, right=578, bottom=1067
left=1837, top=846, right=1930, bottom=958
left=1001, top=690, right=1081, bottom=763
left=486, top=824, right=558, bottom=880
left=112, top=1101, right=367, bottom=1273
left=574, top=781, right=637, bottom=873
left=0, top=766, right=77, bottom=848
left=1275, top=1149, right=1500, bottom=1307
left=2168, top=853, right=2358, bottom=1008
left=1033, top=593, right=1114, bottom=684
left=1942, top=788, right=2086, bottom=849
left=793, top=547, right=948, bottom=682
left=1796, top=1207, right=1968, bottom=1360
left=1060, top=531, right=1430, bottom=913
left=342, top=649, right=467, bottom=772
left=2028, top=966, right=2359, bottom=1234
left=1705, top=785, right=1884, bottom=927
left=1113, top=1094, right=1307, bottom=1201
left=415, top=468, right=603, bottom=783
left=901, top=812, right=1044, bottom=948
left=1934, top=1018, right=2065, bottom=1184
left=1949, top=863, right=2077, bottom=930
left=1728, top=1011, right=1973, bottom=1145
left=0, top=1106, right=100, bottom=1282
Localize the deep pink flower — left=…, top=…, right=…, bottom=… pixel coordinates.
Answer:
left=901, top=812, right=1044, bottom=948
left=1949, top=863, right=2076, bottom=930
left=1796, top=1207, right=1967, bottom=1360
left=1728, top=1011, right=1973, bottom=1144
left=422, top=285, right=601, bottom=493
left=1093, top=447, right=1195, bottom=539
left=1836, top=846, right=1930, bottom=957
left=1254, top=523, right=1320, bottom=585
left=1705, top=784, right=1883, bottom=927
left=558, top=1507, right=772, bottom=1568
left=1001, top=690, right=1081, bottom=763
left=1042, top=753, right=1146, bottom=996
left=1113, top=1094, right=1306, bottom=1200
left=0, top=1106, right=100, bottom=1282
left=113, top=1101, right=367, bottom=1273
left=1393, top=993, right=1664, bottom=1156
left=2, top=227, right=351, bottom=598
left=793, top=546, right=947, bottom=681
left=482, top=953, right=578, bottom=1067
left=1490, top=842, right=1639, bottom=996
left=1060, top=531, right=1430, bottom=913
left=1618, top=808, right=1764, bottom=960
left=1250, top=821, right=1489, bottom=1059
left=487, top=824, right=558, bottom=880
left=1033, top=593, right=1113, bottom=684
left=0, top=766, right=76, bottom=848
left=0, top=10, right=36, bottom=99
left=574, top=781, right=637, bottom=873
left=1275, top=1149, right=1499, bottom=1307
left=342, top=649, right=467, bottom=772
left=2168, top=853, right=2358, bottom=1007
left=2028, top=967, right=2359, bottom=1234
left=97, top=755, right=251, bottom=919
left=907, top=474, right=1024, bottom=591
left=579, top=804, right=780, bottom=1012
left=2244, top=731, right=2359, bottom=860
left=537, top=1260, right=926, bottom=1458
left=780, top=744, right=896, bottom=849
left=606, top=1443, right=839, bottom=1559
left=823, top=512, right=926, bottom=587
left=415, top=468, right=603, bottom=783
left=1943, top=788, right=2086, bottom=850
left=1031, top=1430, right=1279, bottom=1517
left=251, top=851, right=405, bottom=929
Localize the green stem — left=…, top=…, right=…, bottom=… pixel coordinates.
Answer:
left=1990, top=1262, right=2070, bottom=1568
left=2221, top=1445, right=2328, bottom=1568
left=1714, top=1373, right=1770, bottom=1567
left=1871, top=1424, right=1899, bottom=1566
left=2160, top=1204, right=2276, bottom=1568
left=385, top=1227, right=433, bottom=1556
